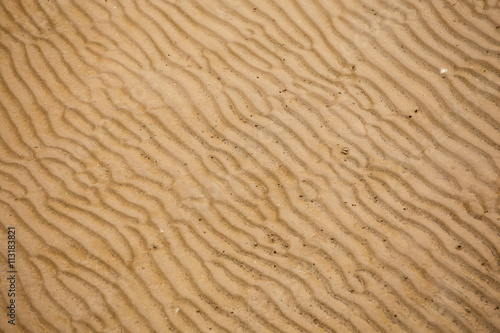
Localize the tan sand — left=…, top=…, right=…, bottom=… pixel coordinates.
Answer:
left=0, top=0, right=499, bottom=332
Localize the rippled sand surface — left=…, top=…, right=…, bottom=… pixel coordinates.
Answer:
left=1, top=0, right=500, bottom=332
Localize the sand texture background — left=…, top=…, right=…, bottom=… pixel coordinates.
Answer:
left=1, top=0, right=500, bottom=332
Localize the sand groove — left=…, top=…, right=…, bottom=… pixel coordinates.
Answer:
left=0, top=0, right=499, bottom=332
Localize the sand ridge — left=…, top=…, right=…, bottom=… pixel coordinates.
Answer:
left=0, top=0, right=499, bottom=332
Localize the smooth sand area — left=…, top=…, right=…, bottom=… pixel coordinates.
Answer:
left=1, top=0, right=499, bottom=332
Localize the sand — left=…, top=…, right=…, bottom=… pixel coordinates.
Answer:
left=0, top=0, right=499, bottom=332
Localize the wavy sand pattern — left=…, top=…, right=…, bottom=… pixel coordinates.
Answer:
left=1, top=0, right=499, bottom=332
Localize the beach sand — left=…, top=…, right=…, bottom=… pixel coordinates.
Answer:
left=1, top=0, right=499, bottom=332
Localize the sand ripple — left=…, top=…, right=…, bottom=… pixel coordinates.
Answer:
left=1, top=0, right=499, bottom=332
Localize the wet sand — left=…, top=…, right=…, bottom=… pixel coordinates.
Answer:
left=1, top=0, right=499, bottom=332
